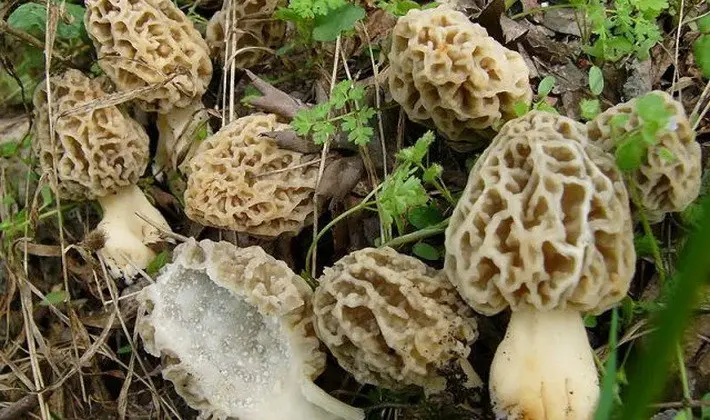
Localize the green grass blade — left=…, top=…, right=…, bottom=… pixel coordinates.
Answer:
left=620, top=196, right=710, bottom=419
left=594, top=308, right=619, bottom=420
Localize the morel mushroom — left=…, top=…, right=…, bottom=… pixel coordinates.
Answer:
left=206, top=0, right=286, bottom=68
left=587, top=91, right=701, bottom=223
left=313, top=247, right=479, bottom=393
left=388, top=5, right=532, bottom=144
left=85, top=0, right=213, bottom=171
left=138, top=239, right=364, bottom=420
left=184, top=113, right=320, bottom=237
left=33, top=69, right=172, bottom=278
left=444, top=111, right=636, bottom=419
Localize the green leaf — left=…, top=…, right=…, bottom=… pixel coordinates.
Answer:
left=694, top=35, right=710, bottom=79
left=580, top=99, right=601, bottom=121
left=397, top=131, right=435, bottom=165
left=117, top=345, right=132, bottom=355
left=593, top=308, right=619, bottom=420
left=698, top=15, right=710, bottom=34
left=533, top=100, right=559, bottom=114
left=407, top=204, right=444, bottom=229
left=422, top=163, right=443, bottom=184
left=330, top=80, right=353, bottom=109
left=636, top=93, right=671, bottom=124
left=588, top=66, right=604, bottom=95
left=412, top=242, right=440, bottom=261
left=658, top=147, right=675, bottom=162
left=40, top=184, right=54, bottom=208
left=41, top=290, right=68, bottom=306
left=537, top=76, right=556, bottom=97
left=634, top=233, right=659, bottom=257
left=615, top=137, right=648, bottom=171
left=673, top=411, right=691, bottom=420
left=8, top=2, right=88, bottom=42
left=312, top=3, right=365, bottom=42
left=312, top=121, right=336, bottom=144
left=378, top=0, right=421, bottom=16
left=701, top=393, right=710, bottom=419
left=513, top=101, right=530, bottom=117
left=584, top=315, right=598, bottom=328
left=146, top=251, right=170, bottom=276
left=0, top=141, right=20, bottom=158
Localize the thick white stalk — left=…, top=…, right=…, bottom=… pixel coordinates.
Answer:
left=96, top=184, right=172, bottom=279
left=155, top=101, right=209, bottom=173
left=489, top=308, right=599, bottom=420
left=300, top=378, right=365, bottom=420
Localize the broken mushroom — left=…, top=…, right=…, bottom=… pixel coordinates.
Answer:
left=137, top=238, right=365, bottom=420
left=313, top=247, right=479, bottom=393
left=85, top=0, right=213, bottom=172
left=587, top=90, right=702, bottom=223
left=184, top=113, right=320, bottom=237
left=388, top=5, right=532, bottom=144
left=206, top=0, right=286, bottom=69
left=444, top=111, right=636, bottom=419
left=33, top=69, right=172, bottom=279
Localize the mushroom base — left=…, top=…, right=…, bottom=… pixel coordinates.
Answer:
left=489, top=308, right=599, bottom=420
left=96, top=184, right=172, bottom=279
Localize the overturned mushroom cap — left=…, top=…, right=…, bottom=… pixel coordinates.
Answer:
left=206, top=1, right=286, bottom=68
left=313, top=247, right=478, bottom=392
left=85, top=0, right=213, bottom=113
left=444, top=111, right=636, bottom=316
left=388, top=5, right=532, bottom=143
left=587, top=91, right=701, bottom=223
left=138, top=239, right=359, bottom=420
left=32, top=69, right=149, bottom=201
left=184, top=113, right=319, bottom=237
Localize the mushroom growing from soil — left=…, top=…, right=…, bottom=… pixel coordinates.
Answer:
left=206, top=0, right=286, bottom=68
left=33, top=69, right=171, bottom=278
left=184, top=113, right=320, bottom=238
left=586, top=90, right=701, bottom=223
left=312, top=247, right=479, bottom=393
left=444, top=111, right=636, bottom=419
left=388, top=5, right=532, bottom=145
left=137, top=238, right=365, bottom=420
left=84, top=0, right=213, bottom=172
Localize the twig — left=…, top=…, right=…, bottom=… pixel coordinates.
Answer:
left=255, top=157, right=324, bottom=178
left=134, top=212, right=188, bottom=243
left=672, top=0, right=686, bottom=103
left=0, top=20, right=69, bottom=62
left=652, top=399, right=710, bottom=409
left=0, top=393, right=42, bottom=420
left=244, top=69, right=309, bottom=118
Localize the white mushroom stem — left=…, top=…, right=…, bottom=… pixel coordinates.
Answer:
left=489, top=308, right=599, bottom=420
left=96, top=184, right=172, bottom=279
left=155, top=101, right=209, bottom=173
left=300, top=379, right=365, bottom=420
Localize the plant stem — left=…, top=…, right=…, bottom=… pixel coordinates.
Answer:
left=628, top=179, right=666, bottom=284
left=675, top=343, right=693, bottom=419
left=381, top=219, right=449, bottom=248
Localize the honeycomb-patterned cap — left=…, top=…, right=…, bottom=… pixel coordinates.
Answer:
left=587, top=91, right=701, bottom=223
left=185, top=113, right=319, bottom=237
left=85, top=0, right=213, bottom=113
left=206, top=1, right=286, bottom=68
left=388, top=5, right=532, bottom=143
left=32, top=69, right=149, bottom=201
left=313, top=247, right=478, bottom=392
left=444, top=111, right=636, bottom=316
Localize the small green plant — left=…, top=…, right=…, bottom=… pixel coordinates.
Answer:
left=275, top=0, right=365, bottom=46
left=694, top=15, right=710, bottom=79
left=580, top=65, right=604, bottom=120
left=514, top=75, right=559, bottom=116
left=292, top=80, right=376, bottom=145
left=376, top=0, right=438, bottom=16
left=573, top=0, right=667, bottom=61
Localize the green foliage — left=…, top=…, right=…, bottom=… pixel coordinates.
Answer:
left=537, top=75, right=556, bottom=97
left=694, top=16, right=710, bottom=79
left=610, top=92, right=674, bottom=172
left=377, top=0, right=422, bottom=16
left=412, top=242, right=440, bottom=260
left=514, top=76, right=559, bottom=116
left=41, top=290, right=68, bottom=306
left=594, top=308, right=619, bottom=420
left=276, top=0, right=365, bottom=45
left=292, top=80, right=376, bottom=145
left=588, top=65, right=604, bottom=95
left=580, top=99, right=602, bottom=120
left=576, top=0, right=667, bottom=61
left=702, top=393, right=710, bottom=419
left=146, top=250, right=170, bottom=277
left=407, top=204, right=444, bottom=230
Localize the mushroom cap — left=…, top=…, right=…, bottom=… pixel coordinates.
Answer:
left=85, top=0, right=213, bottom=113
left=388, top=5, right=532, bottom=142
left=184, top=113, right=319, bottom=237
left=587, top=90, right=701, bottom=222
left=32, top=69, right=150, bottom=201
left=137, top=238, right=326, bottom=419
left=444, top=111, right=636, bottom=316
left=312, top=247, right=478, bottom=392
left=206, top=1, right=286, bottom=68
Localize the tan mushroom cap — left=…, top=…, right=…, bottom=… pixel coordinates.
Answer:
left=444, top=111, right=636, bottom=316
left=32, top=69, right=150, bottom=201
left=587, top=90, right=701, bottom=223
left=206, top=0, right=286, bottom=68
left=388, top=5, right=532, bottom=142
left=184, top=113, right=319, bottom=237
left=313, top=247, right=478, bottom=392
left=137, top=238, right=326, bottom=419
left=85, top=0, right=213, bottom=113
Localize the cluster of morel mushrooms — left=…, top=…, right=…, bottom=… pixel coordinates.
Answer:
left=33, top=0, right=702, bottom=419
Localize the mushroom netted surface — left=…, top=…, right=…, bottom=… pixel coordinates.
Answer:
left=313, top=247, right=478, bottom=393
left=587, top=90, right=702, bottom=223
left=388, top=5, right=532, bottom=143
left=184, top=113, right=320, bottom=237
